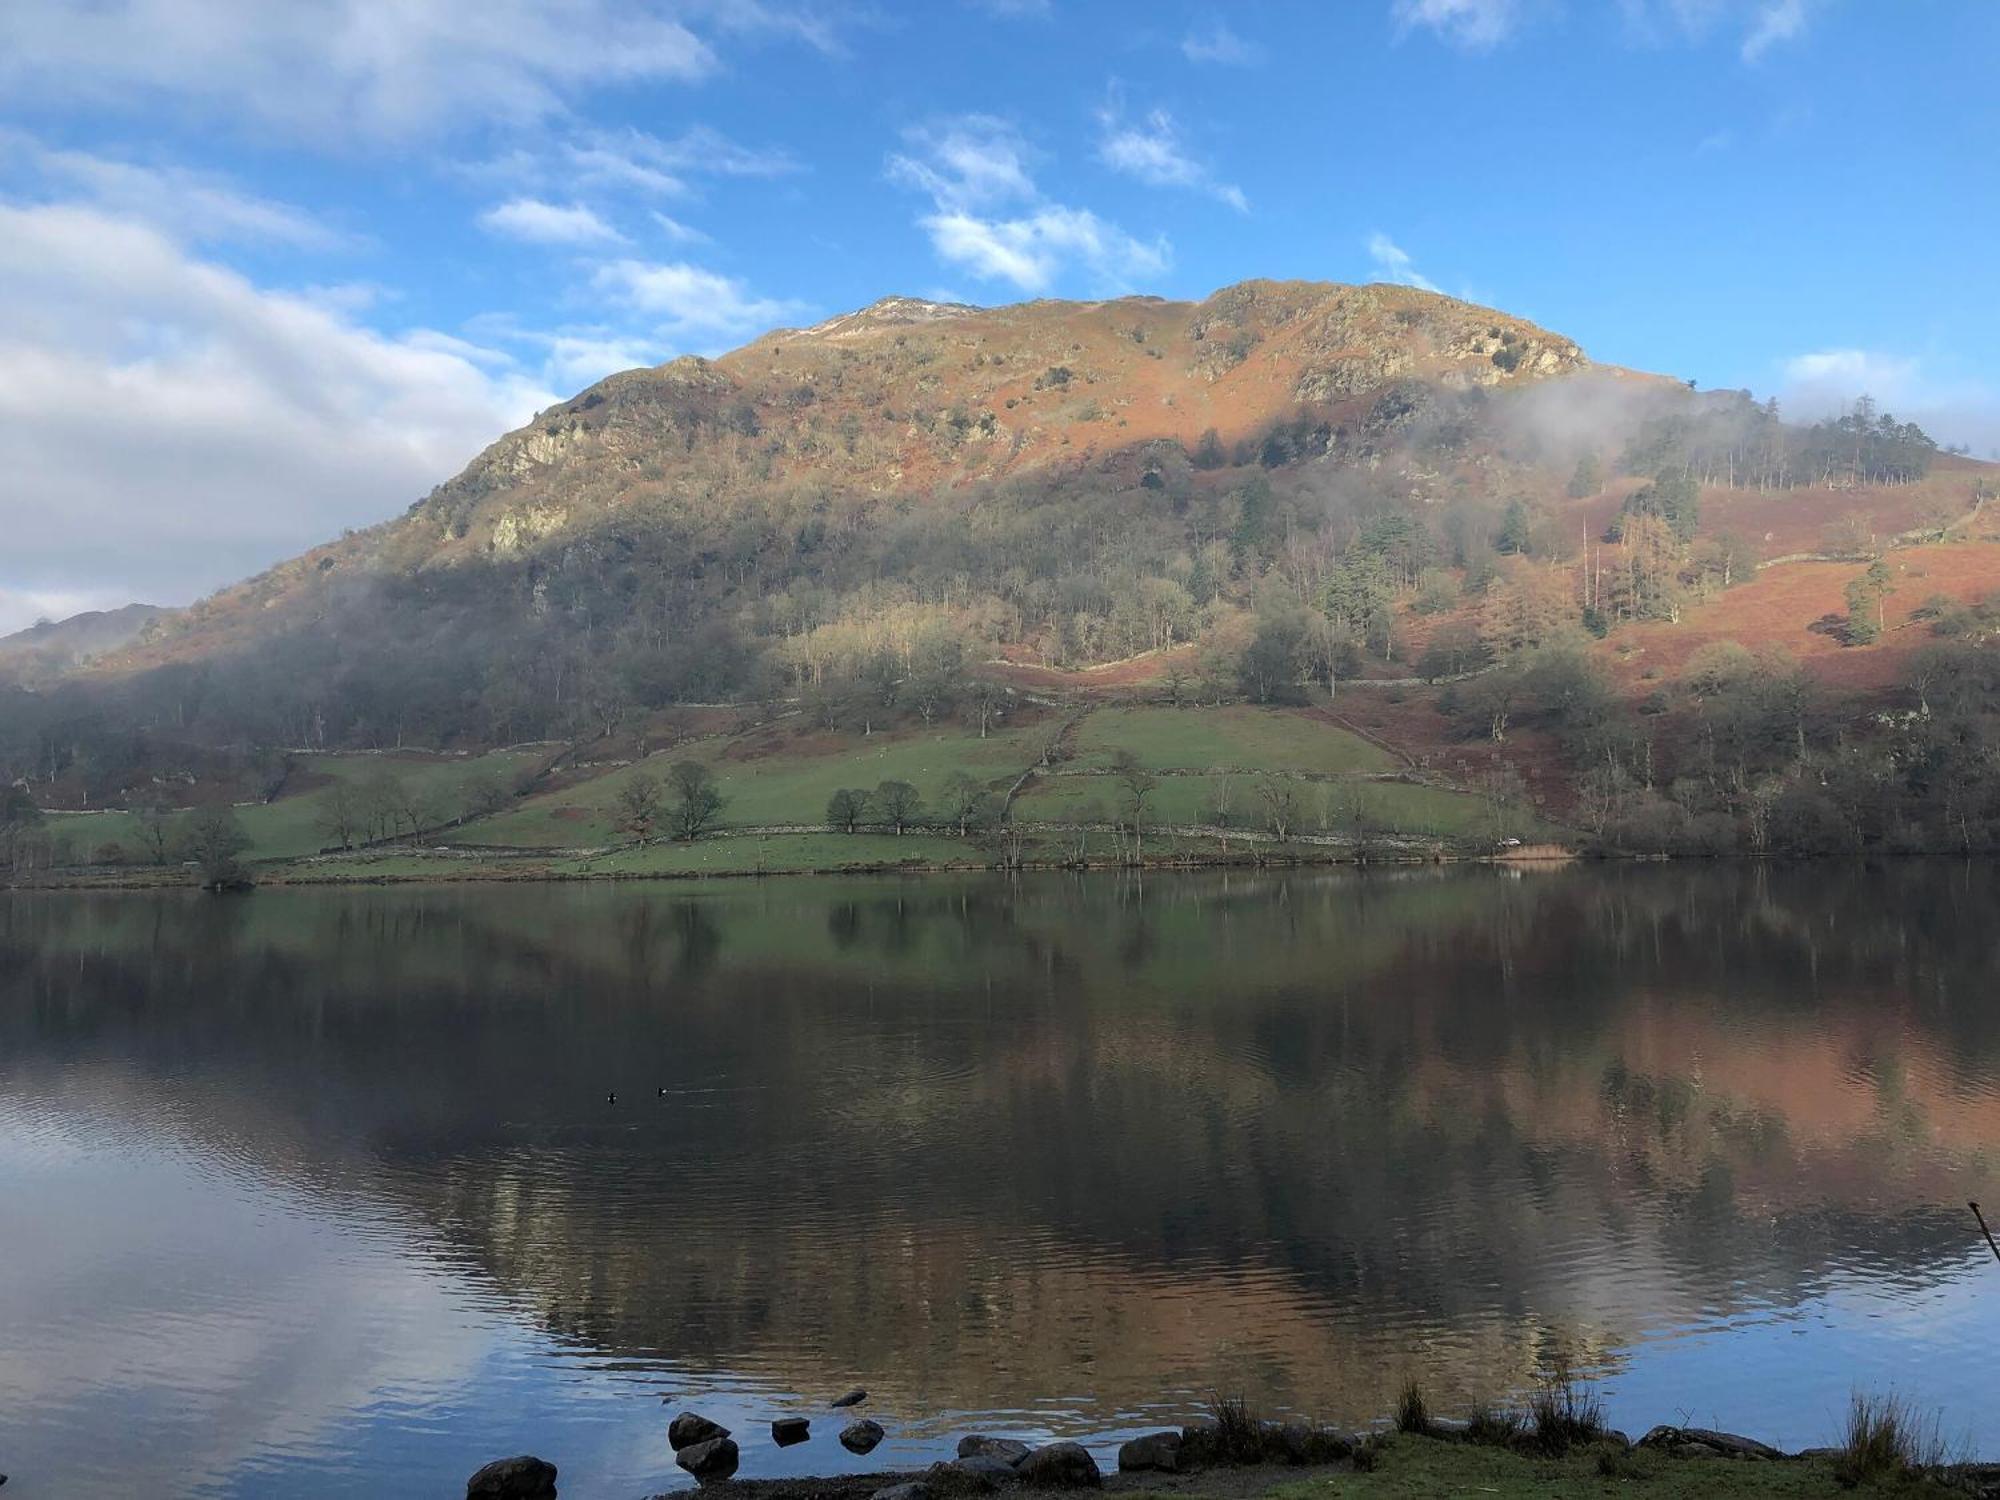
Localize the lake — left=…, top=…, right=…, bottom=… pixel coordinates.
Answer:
left=3, top=864, right=1998, bottom=1497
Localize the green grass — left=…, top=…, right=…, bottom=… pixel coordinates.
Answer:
left=559, top=832, right=985, bottom=875
left=1254, top=1434, right=1875, bottom=1498
left=1070, top=705, right=1395, bottom=775
left=461, top=724, right=1048, bottom=848
left=1014, top=772, right=1505, bottom=839
left=42, top=748, right=547, bottom=864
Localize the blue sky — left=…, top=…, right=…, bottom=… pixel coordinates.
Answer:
left=1, top=0, right=1995, bottom=630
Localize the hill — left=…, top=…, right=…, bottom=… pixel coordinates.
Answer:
left=4, top=276, right=1998, bottom=874
left=0, top=602, right=166, bottom=682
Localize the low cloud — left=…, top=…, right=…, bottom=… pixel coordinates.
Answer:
left=1096, top=103, right=1247, bottom=212
left=478, top=198, right=626, bottom=246
left=889, top=116, right=1168, bottom=294
left=1740, top=0, right=1809, bottom=60
left=1366, top=232, right=1442, bottom=294
left=0, top=201, right=556, bottom=620
left=1778, top=348, right=2000, bottom=456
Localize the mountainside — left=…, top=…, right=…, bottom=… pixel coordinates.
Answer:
left=104, top=279, right=1601, bottom=668
left=6, top=276, right=1999, bottom=865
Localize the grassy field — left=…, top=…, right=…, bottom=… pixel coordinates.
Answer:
left=459, top=723, right=1051, bottom=847
left=1014, top=771, right=1508, bottom=839
left=34, top=704, right=1553, bottom=879
left=42, top=747, right=548, bottom=864
left=1251, top=1435, right=1880, bottom=1497
left=1070, top=706, right=1396, bottom=775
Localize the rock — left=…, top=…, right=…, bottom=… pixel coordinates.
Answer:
left=871, top=1484, right=930, bottom=1500
left=670, top=1413, right=731, bottom=1452
left=1637, top=1425, right=1780, bottom=1461
left=1117, top=1432, right=1184, bottom=1474
left=1427, top=1417, right=1471, bottom=1441
left=1018, top=1442, right=1101, bottom=1489
left=1683, top=1429, right=1783, bottom=1461
left=952, top=1456, right=1025, bottom=1486
left=466, top=1454, right=558, bottom=1499
left=842, top=1419, right=887, bottom=1455
left=773, top=1417, right=812, bottom=1447
left=958, top=1437, right=1030, bottom=1466
left=833, top=1387, right=869, bottom=1409
left=676, top=1436, right=741, bottom=1482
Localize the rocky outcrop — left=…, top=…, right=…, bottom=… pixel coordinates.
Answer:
left=676, top=1436, right=741, bottom=1482
left=465, top=1454, right=557, bottom=1499
left=773, top=1417, right=811, bottom=1446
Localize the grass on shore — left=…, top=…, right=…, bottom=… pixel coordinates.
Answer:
left=1250, top=1434, right=1877, bottom=1497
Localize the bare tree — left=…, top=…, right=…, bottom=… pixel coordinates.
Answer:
left=874, top=779, right=922, bottom=835
left=1112, top=752, right=1157, bottom=863
left=1255, top=777, right=1301, bottom=840
left=617, top=770, right=663, bottom=845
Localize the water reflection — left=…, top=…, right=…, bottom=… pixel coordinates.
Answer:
left=1, top=863, right=1997, bottom=1497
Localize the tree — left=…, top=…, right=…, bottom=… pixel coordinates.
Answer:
left=826, top=787, right=870, bottom=833
left=135, top=804, right=178, bottom=865
left=1237, top=612, right=1307, bottom=703
left=462, top=771, right=510, bottom=821
left=1566, top=453, right=1603, bottom=499
left=874, top=779, right=921, bottom=835
left=666, top=760, right=725, bottom=841
left=617, top=769, right=663, bottom=844
left=962, top=678, right=1006, bottom=738
left=939, top=771, right=991, bottom=836
left=1111, top=751, right=1157, bottom=862
left=1255, top=777, right=1302, bottom=840
left=186, top=805, right=251, bottom=889
left=315, top=782, right=362, bottom=849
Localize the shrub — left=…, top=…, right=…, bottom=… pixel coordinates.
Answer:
left=1835, top=1392, right=1950, bottom=1486
left=1524, top=1358, right=1605, bottom=1456
left=1394, top=1380, right=1431, bottom=1435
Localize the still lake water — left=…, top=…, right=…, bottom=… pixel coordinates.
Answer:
left=3, top=864, right=1999, bottom=1497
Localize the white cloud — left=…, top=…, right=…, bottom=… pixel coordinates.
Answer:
left=591, top=259, right=803, bottom=341
left=1366, top=232, right=1442, bottom=293
left=478, top=198, right=626, bottom=245
left=888, top=116, right=1040, bottom=212
left=922, top=207, right=1168, bottom=295
left=889, top=116, right=1169, bottom=294
left=1618, top=0, right=1817, bottom=59
left=1181, top=19, right=1263, bottom=64
left=1096, top=104, right=1247, bottom=212
left=1778, top=348, right=2000, bottom=457
left=0, top=132, right=345, bottom=249
left=651, top=212, right=711, bottom=244
left=1741, top=0, right=1809, bottom=59
left=0, top=0, right=838, bottom=141
left=1391, top=0, right=1518, bottom=49
left=0, top=202, right=556, bottom=615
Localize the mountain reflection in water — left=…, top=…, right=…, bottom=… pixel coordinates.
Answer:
left=2, top=863, right=1997, bottom=1498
